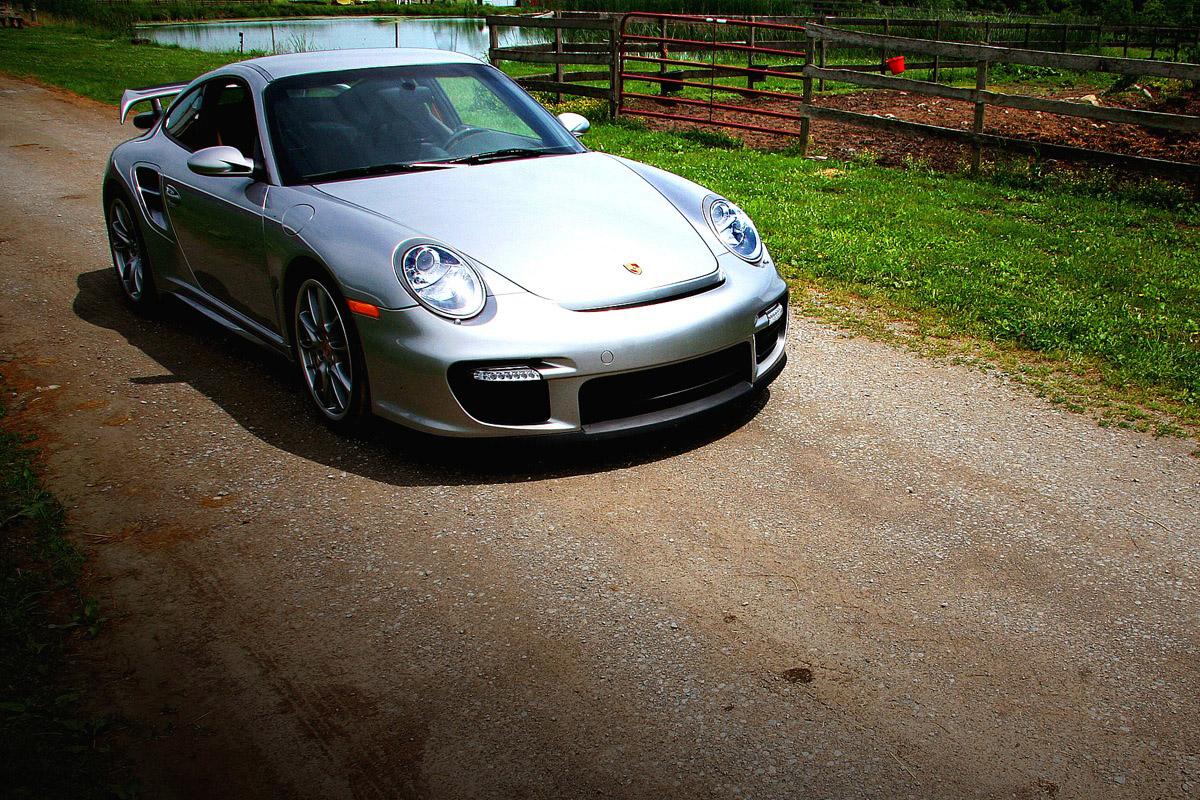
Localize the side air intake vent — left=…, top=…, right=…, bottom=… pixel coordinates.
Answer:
left=133, top=166, right=168, bottom=232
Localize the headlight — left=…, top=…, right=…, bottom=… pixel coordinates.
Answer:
left=706, top=198, right=762, bottom=262
left=396, top=243, right=486, bottom=319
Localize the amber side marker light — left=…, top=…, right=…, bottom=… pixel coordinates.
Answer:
left=347, top=300, right=380, bottom=318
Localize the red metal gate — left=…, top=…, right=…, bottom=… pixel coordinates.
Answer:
left=617, top=13, right=811, bottom=139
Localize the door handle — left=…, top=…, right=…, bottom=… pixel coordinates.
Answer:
left=164, top=184, right=181, bottom=206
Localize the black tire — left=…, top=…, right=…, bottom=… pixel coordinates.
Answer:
left=292, top=273, right=370, bottom=431
left=105, top=191, right=159, bottom=314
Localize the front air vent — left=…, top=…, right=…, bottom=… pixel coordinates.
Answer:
left=448, top=361, right=552, bottom=426
left=754, top=293, right=788, bottom=364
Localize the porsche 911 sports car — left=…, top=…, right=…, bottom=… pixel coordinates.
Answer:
left=105, top=48, right=788, bottom=437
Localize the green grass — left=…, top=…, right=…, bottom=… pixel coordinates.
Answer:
left=0, top=23, right=235, bottom=103
left=2, top=23, right=1197, bottom=433
left=0, top=381, right=125, bottom=798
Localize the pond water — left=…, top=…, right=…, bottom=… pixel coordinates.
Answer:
left=136, top=16, right=549, bottom=59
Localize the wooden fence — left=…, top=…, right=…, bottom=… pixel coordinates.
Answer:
left=799, top=23, right=1200, bottom=178
left=487, top=13, right=624, bottom=115
left=488, top=12, right=1200, bottom=179
left=796, top=17, right=1200, bottom=61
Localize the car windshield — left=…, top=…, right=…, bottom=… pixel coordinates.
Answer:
left=264, top=63, right=586, bottom=185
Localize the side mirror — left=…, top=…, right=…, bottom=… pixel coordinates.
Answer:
left=187, top=145, right=254, bottom=177
left=133, top=110, right=160, bottom=130
left=557, top=112, right=590, bottom=137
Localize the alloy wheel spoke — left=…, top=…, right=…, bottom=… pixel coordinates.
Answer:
left=310, top=288, right=328, bottom=332
left=111, top=219, right=132, bottom=250
left=318, top=290, right=336, bottom=336
left=297, top=310, right=320, bottom=349
left=330, top=361, right=352, bottom=399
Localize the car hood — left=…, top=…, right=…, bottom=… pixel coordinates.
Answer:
left=313, top=152, right=719, bottom=310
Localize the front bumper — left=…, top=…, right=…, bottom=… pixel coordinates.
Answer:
left=356, top=258, right=788, bottom=437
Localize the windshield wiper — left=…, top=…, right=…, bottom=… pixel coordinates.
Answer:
left=305, top=161, right=461, bottom=183
left=439, top=148, right=560, bottom=166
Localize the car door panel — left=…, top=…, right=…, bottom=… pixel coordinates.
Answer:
left=163, top=174, right=274, bottom=331
left=159, top=77, right=279, bottom=335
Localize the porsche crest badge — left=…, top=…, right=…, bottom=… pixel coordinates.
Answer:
left=623, top=262, right=642, bottom=275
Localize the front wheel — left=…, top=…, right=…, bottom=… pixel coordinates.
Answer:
left=106, top=193, right=158, bottom=314
left=293, top=275, right=369, bottom=431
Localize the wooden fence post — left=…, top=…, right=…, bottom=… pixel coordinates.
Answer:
left=820, top=16, right=832, bottom=92
left=933, top=19, right=943, bottom=82
left=972, top=56, right=988, bottom=174
left=1061, top=24, right=1069, bottom=53
left=800, top=34, right=814, bottom=158
left=1123, top=26, right=1130, bottom=58
left=748, top=17, right=757, bottom=90
left=1024, top=21, right=1032, bottom=49
left=554, top=11, right=563, bottom=104
left=658, top=16, right=668, bottom=95
left=819, top=31, right=827, bottom=92
left=488, top=21, right=499, bottom=64
left=881, top=18, right=890, bottom=74
left=609, top=15, right=621, bottom=119
left=1150, top=27, right=1158, bottom=59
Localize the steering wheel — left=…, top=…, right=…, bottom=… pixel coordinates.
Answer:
left=443, top=124, right=489, bottom=150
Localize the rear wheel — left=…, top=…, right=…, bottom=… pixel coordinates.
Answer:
left=106, top=192, right=158, bottom=313
left=292, top=275, right=368, bottom=430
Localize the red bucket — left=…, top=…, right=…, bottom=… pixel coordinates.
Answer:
left=886, top=55, right=905, bottom=74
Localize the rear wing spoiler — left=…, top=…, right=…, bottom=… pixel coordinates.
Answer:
left=119, top=83, right=188, bottom=124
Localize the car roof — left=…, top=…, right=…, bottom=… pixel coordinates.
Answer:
left=239, top=47, right=483, bottom=81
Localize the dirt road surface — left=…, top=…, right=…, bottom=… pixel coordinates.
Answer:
left=1, top=76, right=1198, bottom=799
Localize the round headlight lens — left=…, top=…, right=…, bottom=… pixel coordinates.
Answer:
left=398, top=244, right=486, bottom=319
left=707, top=198, right=762, bottom=262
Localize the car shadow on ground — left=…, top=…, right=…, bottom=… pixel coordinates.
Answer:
left=73, top=268, right=770, bottom=486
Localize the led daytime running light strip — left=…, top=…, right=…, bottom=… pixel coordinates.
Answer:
left=471, top=367, right=543, bottom=383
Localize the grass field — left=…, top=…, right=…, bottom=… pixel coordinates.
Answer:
left=1, top=23, right=1197, bottom=435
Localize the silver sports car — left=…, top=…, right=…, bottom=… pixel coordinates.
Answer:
left=105, top=48, right=788, bottom=437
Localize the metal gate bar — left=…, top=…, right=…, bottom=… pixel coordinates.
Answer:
left=624, top=54, right=806, bottom=83
left=618, top=12, right=808, bottom=138
left=629, top=110, right=807, bottom=139
left=622, top=80, right=805, bottom=103
left=622, top=35, right=807, bottom=61
left=620, top=93, right=808, bottom=124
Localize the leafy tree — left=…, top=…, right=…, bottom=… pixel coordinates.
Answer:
left=1099, top=0, right=1135, bottom=22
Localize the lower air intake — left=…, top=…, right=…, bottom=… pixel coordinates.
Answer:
left=579, top=343, right=752, bottom=426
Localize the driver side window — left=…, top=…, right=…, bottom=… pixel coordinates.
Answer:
left=164, top=79, right=260, bottom=161
left=164, top=86, right=207, bottom=151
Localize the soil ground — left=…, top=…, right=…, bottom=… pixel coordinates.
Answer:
left=1, top=76, right=1198, bottom=799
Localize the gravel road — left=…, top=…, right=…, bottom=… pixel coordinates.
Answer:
left=1, top=76, right=1198, bottom=799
